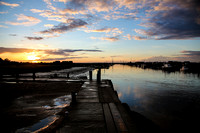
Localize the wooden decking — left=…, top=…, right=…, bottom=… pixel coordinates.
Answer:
left=56, top=80, right=136, bottom=133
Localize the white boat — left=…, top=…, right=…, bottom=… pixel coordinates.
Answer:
left=162, top=64, right=172, bottom=68
left=180, top=66, right=189, bottom=71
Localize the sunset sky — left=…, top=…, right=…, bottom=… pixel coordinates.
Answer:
left=0, top=0, right=200, bottom=62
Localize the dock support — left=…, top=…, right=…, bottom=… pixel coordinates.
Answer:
left=97, top=68, right=101, bottom=83
left=16, top=73, right=19, bottom=83
left=89, top=71, right=92, bottom=81
left=71, top=92, right=77, bottom=104
left=33, top=72, right=36, bottom=81
left=67, top=73, right=70, bottom=78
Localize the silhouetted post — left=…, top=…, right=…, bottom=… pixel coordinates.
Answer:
left=33, top=72, right=36, bottom=81
left=0, top=73, right=2, bottom=81
left=89, top=71, right=92, bottom=81
left=16, top=73, right=19, bottom=83
left=71, top=92, right=76, bottom=104
left=67, top=73, right=70, bottom=78
left=97, top=68, right=101, bottom=83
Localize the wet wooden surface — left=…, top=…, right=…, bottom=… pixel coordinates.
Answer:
left=56, top=80, right=134, bottom=133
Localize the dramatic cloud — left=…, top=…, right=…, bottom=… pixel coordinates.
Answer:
left=25, top=36, right=44, bottom=40
left=180, top=51, right=200, bottom=57
left=6, top=14, right=41, bottom=26
left=0, top=47, right=102, bottom=55
left=135, top=0, right=200, bottom=40
left=0, top=47, right=33, bottom=54
left=44, top=49, right=102, bottom=55
left=0, top=1, right=19, bottom=8
left=38, top=56, right=87, bottom=61
left=39, top=19, right=88, bottom=34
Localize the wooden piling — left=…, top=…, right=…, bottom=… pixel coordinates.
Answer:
left=89, top=71, right=92, bottom=81
left=71, top=92, right=76, bottom=103
left=32, top=72, right=36, bottom=81
left=97, top=68, right=101, bottom=83
left=67, top=73, right=70, bottom=78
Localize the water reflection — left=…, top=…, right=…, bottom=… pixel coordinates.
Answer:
left=101, top=65, right=200, bottom=132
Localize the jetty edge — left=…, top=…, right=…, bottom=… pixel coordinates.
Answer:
left=54, top=79, right=160, bottom=133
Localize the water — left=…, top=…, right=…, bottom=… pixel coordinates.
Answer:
left=101, top=65, right=200, bottom=132
left=16, top=115, right=59, bottom=133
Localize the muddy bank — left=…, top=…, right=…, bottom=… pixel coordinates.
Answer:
left=0, top=81, right=83, bottom=132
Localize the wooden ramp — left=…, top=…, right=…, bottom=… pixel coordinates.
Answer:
left=56, top=80, right=136, bottom=133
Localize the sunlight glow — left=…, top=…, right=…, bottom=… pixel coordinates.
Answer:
left=27, top=52, right=40, bottom=61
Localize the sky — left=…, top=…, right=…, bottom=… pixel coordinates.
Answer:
left=0, top=0, right=200, bottom=63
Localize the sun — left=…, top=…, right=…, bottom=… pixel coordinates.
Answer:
left=27, top=55, right=39, bottom=60
left=27, top=52, right=40, bottom=61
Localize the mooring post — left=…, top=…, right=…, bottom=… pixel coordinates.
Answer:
left=16, top=73, right=19, bottom=83
left=97, top=68, right=101, bottom=83
left=0, top=73, right=2, bottom=80
left=67, top=73, right=70, bottom=78
left=33, top=72, right=36, bottom=81
left=89, top=70, right=92, bottom=81
left=71, top=92, right=76, bottom=103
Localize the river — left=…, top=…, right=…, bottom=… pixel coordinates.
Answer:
left=100, top=64, right=200, bottom=132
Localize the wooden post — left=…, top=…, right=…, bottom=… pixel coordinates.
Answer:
left=71, top=92, right=76, bottom=103
left=16, top=73, right=19, bottom=83
left=33, top=72, right=36, bottom=81
left=67, top=73, right=70, bottom=78
left=97, top=68, right=101, bottom=83
left=89, top=71, right=92, bottom=81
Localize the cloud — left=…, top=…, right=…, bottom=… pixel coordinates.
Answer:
left=0, top=1, right=19, bottom=8
left=25, top=36, right=44, bottom=40
left=180, top=51, right=200, bottom=57
left=124, top=34, right=147, bottom=40
left=39, top=19, right=88, bottom=34
left=0, top=11, right=8, bottom=14
left=44, top=24, right=54, bottom=28
left=30, top=9, right=44, bottom=13
left=66, top=0, right=114, bottom=13
left=85, top=27, right=122, bottom=34
left=53, top=0, right=68, bottom=4
left=0, top=25, right=8, bottom=28
left=136, top=0, right=200, bottom=40
left=102, top=36, right=120, bottom=42
left=38, top=56, right=87, bottom=61
left=90, top=35, right=120, bottom=42
left=9, top=34, right=17, bottom=36
left=44, top=49, right=102, bottom=55
left=0, top=47, right=33, bottom=54
left=6, top=14, right=41, bottom=26
left=140, top=50, right=200, bottom=62
left=0, top=47, right=102, bottom=55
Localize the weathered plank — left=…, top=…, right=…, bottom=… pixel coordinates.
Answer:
left=109, top=103, right=128, bottom=132
left=103, top=103, right=117, bottom=133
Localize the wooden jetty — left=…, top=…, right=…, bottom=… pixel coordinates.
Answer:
left=56, top=80, right=137, bottom=133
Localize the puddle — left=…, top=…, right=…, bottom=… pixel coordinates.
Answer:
left=53, top=95, right=71, bottom=108
left=15, top=95, right=71, bottom=132
left=42, top=95, right=71, bottom=109
left=16, top=115, right=59, bottom=133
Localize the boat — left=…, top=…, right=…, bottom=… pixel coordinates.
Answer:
left=180, top=66, right=189, bottom=71
left=162, top=64, right=172, bottom=69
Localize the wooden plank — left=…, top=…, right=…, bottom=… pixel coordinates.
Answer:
left=103, top=103, right=117, bottom=133
left=109, top=103, right=128, bottom=132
